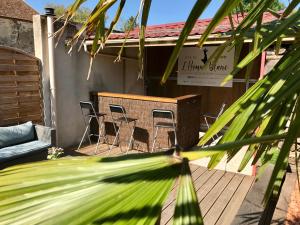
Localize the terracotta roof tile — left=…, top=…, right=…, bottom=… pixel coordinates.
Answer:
left=107, top=11, right=280, bottom=40
left=0, top=0, right=38, bottom=21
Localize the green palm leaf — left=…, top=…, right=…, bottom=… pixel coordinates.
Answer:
left=264, top=97, right=300, bottom=202
left=139, top=0, right=152, bottom=78
left=105, top=0, right=126, bottom=41
left=233, top=0, right=276, bottom=34
left=197, top=0, right=241, bottom=48
left=182, top=133, right=287, bottom=161
left=222, top=10, right=300, bottom=84
left=281, top=0, right=300, bottom=18
left=173, top=159, right=203, bottom=225
left=0, top=154, right=182, bottom=225
left=160, top=0, right=212, bottom=84
left=200, top=42, right=300, bottom=145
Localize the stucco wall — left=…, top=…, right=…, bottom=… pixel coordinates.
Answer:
left=33, top=15, right=144, bottom=147
left=54, top=47, right=143, bottom=147
left=0, top=17, right=34, bottom=54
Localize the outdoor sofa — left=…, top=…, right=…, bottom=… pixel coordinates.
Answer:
left=0, top=121, right=55, bottom=168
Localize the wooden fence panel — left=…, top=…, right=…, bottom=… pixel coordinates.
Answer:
left=0, top=46, right=44, bottom=126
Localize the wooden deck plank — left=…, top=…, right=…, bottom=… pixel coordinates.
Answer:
left=162, top=169, right=221, bottom=225
left=68, top=144, right=255, bottom=225
left=231, top=165, right=274, bottom=225
left=160, top=200, right=176, bottom=225
left=162, top=166, right=207, bottom=210
left=162, top=165, right=201, bottom=211
left=194, top=169, right=216, bottom=191
left=215, top=175, right=255, bottom=225
left=200, top=172, right=235, bottom=216
left=75, top=143, right=141, bottom=157
left=162, top=182, right=178, bottom=210
left=160, top=167, right=210, bottom=225
left=189, top=163, right=200, bottom=172
left=196, top=170, right=225, bottom=202
left=191, top=166, right=208, bottom=181
left=203, top=174, right=244, bottom=225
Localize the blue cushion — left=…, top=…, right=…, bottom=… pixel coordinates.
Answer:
left=0, top=122, right=35, bottom=148
left=0, top=140, right=50, bottom=162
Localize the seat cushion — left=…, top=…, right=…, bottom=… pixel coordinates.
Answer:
left=0, top=140, right=50, bottom=162
left=0, top=122, right=35, bottom=148
left=116, top=117, right=137, bottom=123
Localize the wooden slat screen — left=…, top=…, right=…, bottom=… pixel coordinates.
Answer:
left=0, top=47, right=44, bottom=126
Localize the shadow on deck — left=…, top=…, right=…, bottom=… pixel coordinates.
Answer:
left=66, top=143, right=255, bottom=225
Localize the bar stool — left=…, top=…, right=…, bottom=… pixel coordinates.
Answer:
left=77, top=101, right=107, bottom=153
left=109, top=104, right=137, bottom=154
left=151, top=109, right=177, bottom=153
left=203, top=103, right=226, bottom=141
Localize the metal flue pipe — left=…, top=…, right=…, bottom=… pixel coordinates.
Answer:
left=45, top=8, right=58, bottom=145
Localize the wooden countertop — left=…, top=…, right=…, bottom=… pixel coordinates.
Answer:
left=96, top=92, right=199, bottom=103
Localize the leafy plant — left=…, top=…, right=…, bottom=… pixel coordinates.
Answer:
left=233, top=0, right=285, bottom=13
left=47, top=147, right=64, bottom=160
left=0, top=153, right=202, bottom=224
left=1, top=0, right=300, bottom=224
left=120, top=16, right=139, bottom=32
left=45, top=3, right=92, bottom=24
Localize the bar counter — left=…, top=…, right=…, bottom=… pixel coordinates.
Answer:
left=92, top=92, right=201, bottom=152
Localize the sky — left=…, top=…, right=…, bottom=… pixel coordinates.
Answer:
left=25, top=0, right=292, bottom=26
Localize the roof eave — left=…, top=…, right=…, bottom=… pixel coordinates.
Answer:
left=85, top=34, right=231, bottom=47
left=85, top=34, right=295, bottom=48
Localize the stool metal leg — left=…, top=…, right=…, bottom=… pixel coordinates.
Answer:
left=95, top=116, right=107, bottom=154
left=173, top=129, right=178, bottom=149
left=78, top=117, right=92, bottom=151
left=95, top=116, right=102, bottom=154
left=126, top=121, right=136, bottom=154
left=151, top=126, right=159, bottom=153
left=109, top=121, right=122, bottom=154
left=204, top=116, right=216, bottom=141
left=102, top=118, right=108, bottom=145
left=173, top=125, right=178, bottom=147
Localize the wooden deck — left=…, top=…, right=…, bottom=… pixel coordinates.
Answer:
left=67, top=144, right=255, bottom=225
left=161, top=164, right=255, bottom=225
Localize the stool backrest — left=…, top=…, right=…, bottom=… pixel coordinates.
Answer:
left=79, top=101, right=97, bottom=117
left=109, top=104, right=126, bottom=114
left=109, top=104, right=128, bottom=122
left=153, top=109, right=175, bottom=127
left=152, top=109, right=174, bottom=120
left=217, top=103, right=226, bottom=119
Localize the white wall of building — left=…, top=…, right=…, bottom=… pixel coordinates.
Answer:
left=33, top=15, right=143, bottom=148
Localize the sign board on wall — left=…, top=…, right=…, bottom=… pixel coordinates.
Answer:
left=178, top=46, right=234, bottom=87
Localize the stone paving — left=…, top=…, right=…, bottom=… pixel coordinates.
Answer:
left=285, top=182, right=300, bottom=225
left=285, top=151, right=300, bottom=225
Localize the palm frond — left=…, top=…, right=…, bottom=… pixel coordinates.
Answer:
left=182, top=133, right=287, bottom=161
left=0, top=154, right=181, bottom=225
left=281, top=0, right=300, bottom=18
left=222, top=10, right=300, bottom=84
left=197, top=0, right=241, bottom=48
left=173, top=159, right=203, bottom=225
left=160, top=0, right=212, bottom=84
left=264, top=96, right=300, bottom=202
left=138, top=0, right=152, bottom=79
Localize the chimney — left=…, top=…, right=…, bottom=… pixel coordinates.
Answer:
left=44, top=7, right=55, bottom=16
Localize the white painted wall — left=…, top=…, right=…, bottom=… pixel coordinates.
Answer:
left=33, top=15, right=144, bottom=148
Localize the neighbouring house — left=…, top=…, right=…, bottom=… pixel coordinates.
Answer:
left=0, top=1, right=44, bottom=131
left=0, top=0, right=37, bottom=54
